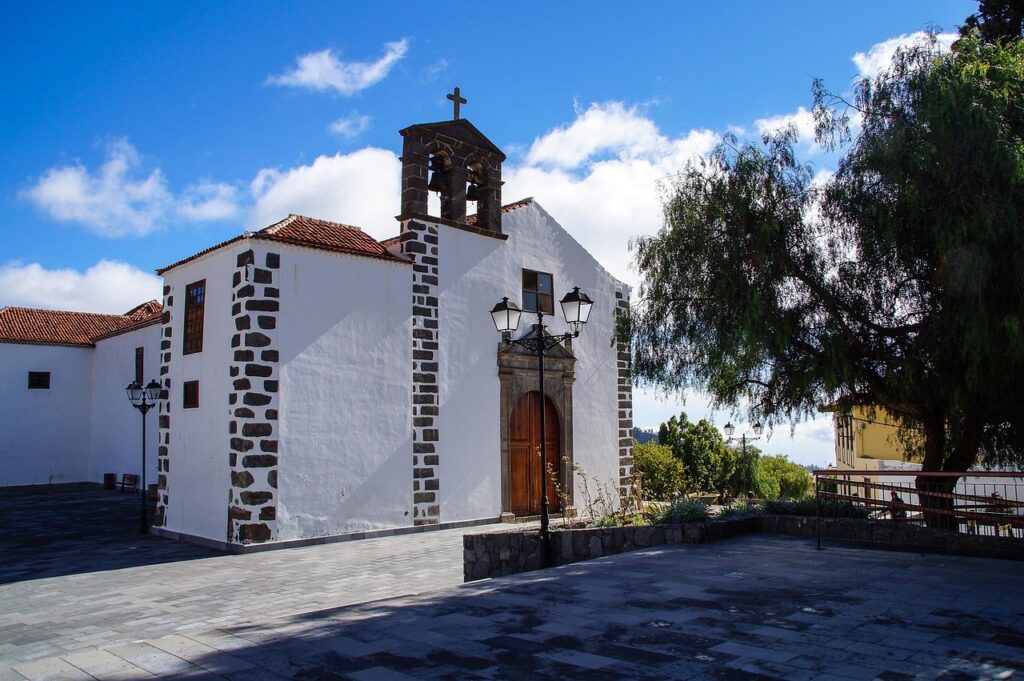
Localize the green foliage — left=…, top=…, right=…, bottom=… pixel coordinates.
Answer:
left=630, top=31, right=1024, bottom=474
left=632, top=441, right=686, bottom=500
left=762, top=498, right=869, bottom=518
left=717, top=500, right=762, bottom=518
left=755, top=455, right=812, bottom=499
left=653, top=498, right=710, bottom=524
left=961, top=0, right=1024, bottom=45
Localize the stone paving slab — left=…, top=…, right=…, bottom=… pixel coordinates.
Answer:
left=4, top=535, right=1024, bottom=679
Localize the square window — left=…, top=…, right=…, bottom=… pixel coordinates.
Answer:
left=522, top=269, right=554, bottom=314
left=183, top=380, right=199, bottom=409
left=28, top=371, right=50, bottom=389
left=183, top=280, right=206, bottom=355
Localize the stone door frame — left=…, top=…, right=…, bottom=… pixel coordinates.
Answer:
left=497, top=332, right=575, bottom=516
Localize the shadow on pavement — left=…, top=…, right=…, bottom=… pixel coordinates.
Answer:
left=0, top=483, right=219, bottom=584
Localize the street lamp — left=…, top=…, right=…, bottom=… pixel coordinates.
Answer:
left=490, top=286, right=594, bottom=563
left=723, top=421, right=763, bottom=499
left=125, top=379, right=162, bottom=534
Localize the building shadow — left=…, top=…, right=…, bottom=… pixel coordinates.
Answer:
left=0, top=483, right=220, bottom=584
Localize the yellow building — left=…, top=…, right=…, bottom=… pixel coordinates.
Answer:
left=823, top=405, right=920, bottom=500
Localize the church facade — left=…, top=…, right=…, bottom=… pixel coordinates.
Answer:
left=2, top=113, right=633, bottom=549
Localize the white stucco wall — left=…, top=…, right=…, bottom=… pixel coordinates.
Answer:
left=161, top=247, right=237, bottom=542
left=0, top=343, right=94, bottom=486
left=277, top=245, right=413, bottom=539
left=437, top=201, right=624, bottom=522
left=87, top=323, right=162, bottom=485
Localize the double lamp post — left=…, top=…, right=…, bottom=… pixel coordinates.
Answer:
left=490, top=286, right=594, bottom=557
left=125, top=379, right=162, bottom=534
left=723, top=421, right=763, bottom=498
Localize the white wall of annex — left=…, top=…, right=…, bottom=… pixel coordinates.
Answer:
left=277, top=245, right=413, bottom=539
left=87, top=324, right=162, bottom=485
left=437, top=201, right=624, bottom=521
left=162, top=247, right=237, bottom=543
left=0, top=343, right=94, bottom=486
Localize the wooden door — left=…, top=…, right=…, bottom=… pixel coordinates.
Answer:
left=509, top=391, right=561, bottom=516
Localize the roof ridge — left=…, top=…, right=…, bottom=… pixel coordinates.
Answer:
left=0, top=306, right=139, bottom=319
left=261, top=214, right=300, bottom=236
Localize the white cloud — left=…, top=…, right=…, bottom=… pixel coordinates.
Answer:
left=267, top=40, right=409, bottom=96
left=423, top=58, right=448, bottom=81
left=22, top=139, right=172, bottom=237
left=755, top=106, right=819, bottom=151
left=23, top=139, right=241, bottom=235
left=0, top=260, right=162, bottom=314
left=177, top=181, right=239, bottom=221
left=505, top=102, right=718, bottom=286
left=328, top=112, right=372, bottom=139
left=249, top=147, right=401, bottom=239
left=852, top=31, right=957, bottom=79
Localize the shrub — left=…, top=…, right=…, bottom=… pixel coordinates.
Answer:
left=717, top=500, right=762, bottom=518
left=653, top=498, right=710, bottom=524
left=633, top=441, right=686, bottom=500
left=762, top=497, right=869, bottom=518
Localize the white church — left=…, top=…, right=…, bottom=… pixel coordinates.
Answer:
left=0, top=108, right=633, bottom=550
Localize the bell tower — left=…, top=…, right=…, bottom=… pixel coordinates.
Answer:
left=398, top=87, right=507, bottom=233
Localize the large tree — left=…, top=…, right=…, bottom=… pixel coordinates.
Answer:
left=629, top=31, right=1024, bottom=526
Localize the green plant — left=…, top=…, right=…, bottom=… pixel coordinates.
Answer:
left=653, top=498, right=710, bottom=524
left=762, top=497, right=869, bottom=518
left=632, top=441, right=686, bottom=500
left=717, top=500, right=762, bottom=518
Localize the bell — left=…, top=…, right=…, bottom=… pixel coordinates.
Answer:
left=466, top=183, right=480, bottom=202
left=427, top=171, right=446, bottom=193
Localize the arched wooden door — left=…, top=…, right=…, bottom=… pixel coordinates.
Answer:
left=509, top=391, right=561, bottom=516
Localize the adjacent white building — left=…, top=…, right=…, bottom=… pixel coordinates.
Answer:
left=1, top=115, right=633, bottom=550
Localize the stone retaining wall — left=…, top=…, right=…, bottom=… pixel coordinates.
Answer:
left=464, top=514, right=1023, bottom=582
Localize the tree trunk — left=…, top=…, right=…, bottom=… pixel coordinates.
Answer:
left=917, top=418, right=957, bottom=530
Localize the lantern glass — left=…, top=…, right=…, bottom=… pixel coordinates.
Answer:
left=723, top=422, right=735, bottom=438
left=125, top=381, right=143, bottom=406
left=143, top=379, right=162, bottom=403
left=560, top=286, right=594, bottom=327
left=490, top=297, right=522, bottom=334
left=753, top=422, right=764, bottom=436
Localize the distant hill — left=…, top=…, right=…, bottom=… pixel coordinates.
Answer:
left=633, top=427, right=658, bottom=445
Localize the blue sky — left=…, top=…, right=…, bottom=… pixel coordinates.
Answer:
left=0, top=1, right=976, bottom=465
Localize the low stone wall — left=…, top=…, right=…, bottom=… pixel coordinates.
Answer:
left=464, top=517, right=758, bottom=582
left=464, top=513, right=1023, bottom=582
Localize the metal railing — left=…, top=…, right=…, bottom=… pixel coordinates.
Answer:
left=813, top=470, right=1024, bottom=558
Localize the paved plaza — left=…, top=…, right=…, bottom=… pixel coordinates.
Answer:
left=2, top=486, right=1024, bottom=679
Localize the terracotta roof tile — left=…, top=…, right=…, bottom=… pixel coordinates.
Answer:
left=158, top=215, right=410, bottom=275
left=0, top=301, right=162, bottom=347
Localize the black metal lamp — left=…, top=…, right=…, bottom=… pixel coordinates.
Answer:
left=490, top=297, right=522, bottom=335
left=559, top=286, right=593, bottom=335
left=125, top=379, right=162, bottom=534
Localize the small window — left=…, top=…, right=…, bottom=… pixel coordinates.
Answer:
left=134, top=347, right=144, bottom=385
left=522, top=269, right=554, bottom=314
left=183, top=380, right=199, bottom=409
left=28, top=371, right=50, bottom=389
left=183, top=280, right=206, bottom=355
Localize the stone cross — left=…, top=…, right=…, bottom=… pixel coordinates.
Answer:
left=447, top=87, right=467, bottom=120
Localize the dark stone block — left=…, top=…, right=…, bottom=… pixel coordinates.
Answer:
left=418, top=385, right=438, bottom=394
left=238, top=523, right=271, bottom=543
left=235, top=350, right=254, bottom=362
left=237, top=250, right=254, bottom=267
left=245, top=299, right=279, bottom=312
left=240, top=491, right=273, bottom=505
left=420, top=406, right=438, bottom=416
left=264, top=286, right=279, bottom=299
left=267, top=470, right=277, bottom=488
left=259, top=506, right=276, bottom=520
left=413, top=443, right=435, bottom=453
left=253, top=268, right=272, bottom=284
left=229, top=366, right=239, bottom=377
left=229, top=452, right=237, bottom=466
left=160, top=339, right=170, bottom=350
left=235, top=407, right=255, bottom=418
left=163, top=285, right=170, bottom=295
left=245, top=332, right=272, bottom=348
left=232, top=271, right=241, bottom=287
left=420, top=362, right=438, bottom=372
left=414, top=373, right=436, bottom=383
left=264, top=380, right=278, bottom=392
left=413, top=394, right=435, bottom=405
left=422, top=429, right=439, bottom=442
left=235, top=316, right=251, bottom=330
left=425, top=479, right=439, bottom=491
left=405, top=241, right=426, bottom=254
left=424, top=455, right=439, bottom=466
left=159, top=415, right=169, bottom=429
left=413, top=329, right=435, bottom=340
left=257, top=315, right=276, bottom=329
left=231, top=470, right=255, bottom=488
left=413, top=284, right=430, bottom=294
left=232, top=302, right=241, bottom=316
left=414, top=492, right=435, bottom=503
left=245, top=363, right=273, bottom=377
left=161, top=311, right=170, bottom=324
left=261, top=350, right=279, bottom=362
left=422, top=275, right=438, bottom=286
left=228, top=394, right=237, bottom=405
left=231, top=334, right=240, bottom=348
left=413, top=467, right=434, bottom=479
left=230, top=437, right=254, bottom=452
left=265, top=409, right=277, bottom=420
left=413, top=417, right=433, bottom=428
left=266, top=252, right=280, bottom=268
left=261, top=439, right=278, bottom=452
left=413, top=350, right=433, bottom=361
left=236, top=284, right=255, bottom=299
left=234, top=378, right=251, bottom=390
left=243, top=454, right=277, bottom=467
left=242, top=422, right=272, bottom=437
left=423, top=318, right=438, bottom=329
left=243, top=392, right=271, bottom=406
left=229, top=506, right=251, bottom=521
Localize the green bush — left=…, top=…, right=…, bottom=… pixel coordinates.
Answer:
left=762, top=497, right=869, bottom=518
left=633, top=441, right=686, bottom=500
left=717, top=500, right=762, bottom=518
left=653, top=498, right=709, bottom=524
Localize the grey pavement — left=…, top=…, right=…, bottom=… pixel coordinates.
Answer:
left=3, top=486, right=1024, bottom=679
